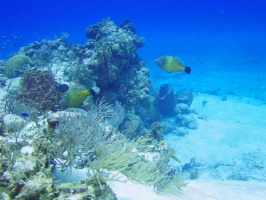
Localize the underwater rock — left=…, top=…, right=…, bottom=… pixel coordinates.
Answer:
left=116, top=65, right=150, bottom=107
left=175, top=113, right=198, bottom=130
left=0, top=60, right=5, bottom=70
left=2, top=154, right=38, bottom=184
left=176, top=92, right=194, bottom=107
left=14, top=175, right=54, bottom=199
left=82, top=18, right=149, bottom=107
left=175, top=103, right=191, bottom=114
left=135, top=97, right=161, bottom=128
left=46, top=110, right=88, bottom=129
left=120, top=19, right=136, bottom=33
left=46, top=111, right=82, bottom=128
left=0, top=74, right=8, bottom=82
left=20, top=121, right=39, bottom=137
left=3, top=114, right=26, bottom=133
left=172, top=127, right=189, bottom=136
left=19, top=36, right=77, bottom=70
left=153, top=84, right=176, bottom=116
left=4, top=54, right=34, bottom=78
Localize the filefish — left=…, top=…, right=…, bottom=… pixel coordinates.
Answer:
left=59, top=83, right=90, bottom=108
left=154, top=55, right=191, bottom=74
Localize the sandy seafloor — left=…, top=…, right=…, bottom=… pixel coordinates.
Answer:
left=124, top=29, right=266, bottom=199
left=108, top=93, right=266, bottom=200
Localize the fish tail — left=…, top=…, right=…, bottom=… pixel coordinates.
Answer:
left=184, top=66, right=191, bottom=74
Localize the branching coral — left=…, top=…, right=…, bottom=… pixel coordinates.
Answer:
left=51, top=99, right=114, bottom=171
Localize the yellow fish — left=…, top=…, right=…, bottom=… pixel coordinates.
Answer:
left=154, top=55, right=191, bottom=74
left=59, top=84, right=90, bottom=108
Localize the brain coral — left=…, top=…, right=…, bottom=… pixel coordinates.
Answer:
left=4, top=54, right=34, bottom=78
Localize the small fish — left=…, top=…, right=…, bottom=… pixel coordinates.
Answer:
left=0, top=83, right=6, bottom=87
left=154, top=55, right=191, bottom=74
left=20, top=112, right=29, bottom=117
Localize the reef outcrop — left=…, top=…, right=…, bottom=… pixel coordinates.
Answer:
left=18, top=18, right=150, bottom=108
left=82, top=18, right=150, bottom=106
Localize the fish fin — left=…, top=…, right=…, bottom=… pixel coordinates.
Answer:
left=88, top=89, right=96, bottom=96
left=184, top=66, right=191, bottom=74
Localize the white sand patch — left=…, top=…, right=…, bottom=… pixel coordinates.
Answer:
left=164, top=93, right=266, bottom=180
left=108, top=181, right=178, bottom=200
left=109, top=180, right=266, bottom=200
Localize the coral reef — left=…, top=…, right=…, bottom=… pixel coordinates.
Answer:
left=18, top=33, right=75, bottom=70
left=17, top=70, right=62, bottom=111
left=80, top=18, right=150, bottom=107
left=0, top=98, right=185, bottom=199
left=16, top=18, right=150, bottom=108
left=4, top=54, right=34, bottom=78
left=0, top=18, right=190, bottom=199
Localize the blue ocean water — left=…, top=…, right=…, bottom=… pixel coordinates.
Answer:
left=1, top=0, right=266, bottom=100
left=1, top=0, right=266, bottom=198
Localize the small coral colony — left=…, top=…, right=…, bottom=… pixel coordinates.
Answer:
left=0, top=18, right=195, bottom=199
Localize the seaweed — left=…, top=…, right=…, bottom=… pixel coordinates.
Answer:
left=87, top=136, right=140, bottom=190
left=0, top=121, right=28, bottom=170
left=51, top=99, right=114, bottom=171
left=86, top=135, right=185, bottom=194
